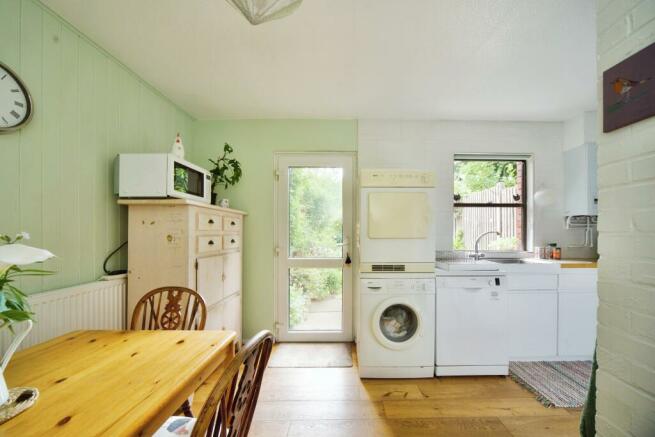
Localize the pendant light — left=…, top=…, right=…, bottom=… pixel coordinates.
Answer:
left=225, top=0, right=303, bottom=25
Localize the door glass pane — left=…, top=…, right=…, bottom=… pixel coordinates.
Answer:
left=289, top=268, right=342, bottom=331
left=289, top=167, right=343, bottom=258
left=379, top=304, right=418, bottom=342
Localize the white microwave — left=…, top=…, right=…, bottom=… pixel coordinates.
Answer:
left=114, top=153, right=212, bottom=203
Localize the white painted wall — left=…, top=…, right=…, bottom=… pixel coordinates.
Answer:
left=564, top=111, right=598, bottom=151
left=596, top=0, right=655, bottom=435
left=358, top=120, right=597, bottom=258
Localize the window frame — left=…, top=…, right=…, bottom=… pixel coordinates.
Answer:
left=453, top=157, right=528, bottom=251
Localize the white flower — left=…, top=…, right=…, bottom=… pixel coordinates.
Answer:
left=16, top=232, right=30, bottom=241
left=0, top=243, right=55, bottom=266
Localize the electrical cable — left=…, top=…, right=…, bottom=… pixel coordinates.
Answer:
left=103, top=241, right=128, bottom=275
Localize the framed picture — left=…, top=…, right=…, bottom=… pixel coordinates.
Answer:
left=603, top=41, right=655, bottom=133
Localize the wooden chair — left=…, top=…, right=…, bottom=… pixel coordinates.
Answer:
left=130, top=286, right=207, bottom=331
left=153, top=330, right=274, bottom=437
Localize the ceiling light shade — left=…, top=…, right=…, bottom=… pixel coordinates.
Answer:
left=225, top=0, right=303, bottom=25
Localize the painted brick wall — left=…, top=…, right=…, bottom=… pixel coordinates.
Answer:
left=596, top=0, right=655, bottom=435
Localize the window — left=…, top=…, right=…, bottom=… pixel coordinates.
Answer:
left=453, top=157, right=527, bottom=251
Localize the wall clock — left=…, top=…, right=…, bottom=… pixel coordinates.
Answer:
left=0, top=61, right=33, bottom=133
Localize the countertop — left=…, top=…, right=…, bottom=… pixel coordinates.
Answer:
left=435, top=258, right=597, bottom=275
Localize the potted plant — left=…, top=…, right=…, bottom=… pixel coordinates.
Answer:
left=0, top=232, right=54, bottom=405
left=208, top=143, right=242, bottom=206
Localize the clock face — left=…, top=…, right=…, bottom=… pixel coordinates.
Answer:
left=0, top=62, right=32, bottom=132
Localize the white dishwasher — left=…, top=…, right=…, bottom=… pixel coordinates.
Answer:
left=435, top=274, right=509, bottom=376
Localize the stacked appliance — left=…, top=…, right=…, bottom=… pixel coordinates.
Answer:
left=357, top=169, right=436, bottom=378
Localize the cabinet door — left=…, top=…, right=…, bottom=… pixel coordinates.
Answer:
left=223, top=293, right=242, bottom=340
left=558, top=292, right=598, bottom=357
left=508, top=292, right=558, bottom=358
left=223, top=252, right=242, bottom=298
left=196, top=255, right=224, bottom=306
left=205, top=302, right=225, bottom=330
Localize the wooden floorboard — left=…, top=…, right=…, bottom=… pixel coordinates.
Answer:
left=252, top=344, right=581, bottom=436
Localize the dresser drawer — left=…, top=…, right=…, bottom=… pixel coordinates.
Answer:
left=223, top=216, right=241, bottom=232
left=197, top=235, right=222, bottom=253
left=223, top=235, right=240, bottom=250
left=197, top=212, right=222, bottom=231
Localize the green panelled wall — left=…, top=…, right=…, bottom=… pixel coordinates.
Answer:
left=191, top=120, right=357, bottom=338
left=0, top=0, right=194, bottom=293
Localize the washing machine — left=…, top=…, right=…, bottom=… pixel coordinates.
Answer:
left=358, top=273, right=435, bottom=378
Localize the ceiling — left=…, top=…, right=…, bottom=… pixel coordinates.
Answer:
left=43, top=0, right=597, bottom=121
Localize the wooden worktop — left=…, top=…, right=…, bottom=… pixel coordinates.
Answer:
left=556, top=259, right=598, bottom=269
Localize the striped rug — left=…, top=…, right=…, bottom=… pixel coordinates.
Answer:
left=509, top=361, right=592, bottom=408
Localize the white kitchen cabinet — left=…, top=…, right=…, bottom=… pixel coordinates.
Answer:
left=223, top=252, right=242, bottom=298
left=120, top=199, right=245, bottom=341
left=558, top=292, right=597, bottom=357
left=564, top=143, right=598, bottom=216
left=508, top=291, right=558, bottom=358
left=558, top=269, right=598, bottom=359
left=196, top=255, right=224, bottom=306
left=205, top=302, right=225, bottom=330
left=223, top=292, right=242, bottom=338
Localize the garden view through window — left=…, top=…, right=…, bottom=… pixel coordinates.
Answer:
left=288, top=167, right=343, bottom=331
left=453, top=158, right=527, bottom=251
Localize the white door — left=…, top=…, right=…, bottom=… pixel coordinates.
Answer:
left=275, top=153, right=354, bottom=342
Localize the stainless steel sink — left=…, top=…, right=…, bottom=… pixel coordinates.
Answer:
left=489, top=259, right=528, bottom=264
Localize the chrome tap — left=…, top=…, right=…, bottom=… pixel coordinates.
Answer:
left=469, top=231, right=500, bottom=261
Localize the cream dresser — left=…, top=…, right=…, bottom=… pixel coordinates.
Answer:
left=118, top=199, right=245, bottom=340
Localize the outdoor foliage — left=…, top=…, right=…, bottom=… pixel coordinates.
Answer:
left=453, top=160, right=522, bottom=251
left=289, top=168, right=343, bottom=257
left=287, top=168, right=343, bottom=327
left=454, top=160, right=518, bottom=196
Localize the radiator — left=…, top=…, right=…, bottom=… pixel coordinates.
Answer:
left=0, top=277, right=126, bottom=353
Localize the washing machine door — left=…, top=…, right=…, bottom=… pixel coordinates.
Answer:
left=372, top=298, right=423, bottom=350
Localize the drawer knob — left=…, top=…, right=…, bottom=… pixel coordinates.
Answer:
left=231, top=239, right=236, bottom=244
left=208, top=219, right=215, bottom=224
left=208, top=240, right=215, bottom=246
left=230, top=221, right=236, bottom=226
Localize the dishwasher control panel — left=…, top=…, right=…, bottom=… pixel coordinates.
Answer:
left=436, top=275, right=506, bottom=289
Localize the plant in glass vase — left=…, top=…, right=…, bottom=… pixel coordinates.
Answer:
left=208, top=143, right=242, bottom=206
left=0, top=232, right=54, bottom=405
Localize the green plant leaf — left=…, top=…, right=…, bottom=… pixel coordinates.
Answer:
left=0, top=309, right=33, bottom=322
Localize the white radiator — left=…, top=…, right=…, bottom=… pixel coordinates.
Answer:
left=0, top=277, right=126, bottom=353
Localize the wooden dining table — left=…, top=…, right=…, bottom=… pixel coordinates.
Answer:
left=0, top=329, right=236, bottom=436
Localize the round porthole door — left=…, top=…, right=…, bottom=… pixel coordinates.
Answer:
left=371, top=298, right=423, bottom=350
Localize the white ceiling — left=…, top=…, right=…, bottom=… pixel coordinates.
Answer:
left=43, top=0, right=597, bottom=121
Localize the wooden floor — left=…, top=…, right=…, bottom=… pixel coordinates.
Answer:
left=250, top=345, right=581, bottom=437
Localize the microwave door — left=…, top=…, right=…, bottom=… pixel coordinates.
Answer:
left=167, top=157, right=210, bottom=202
